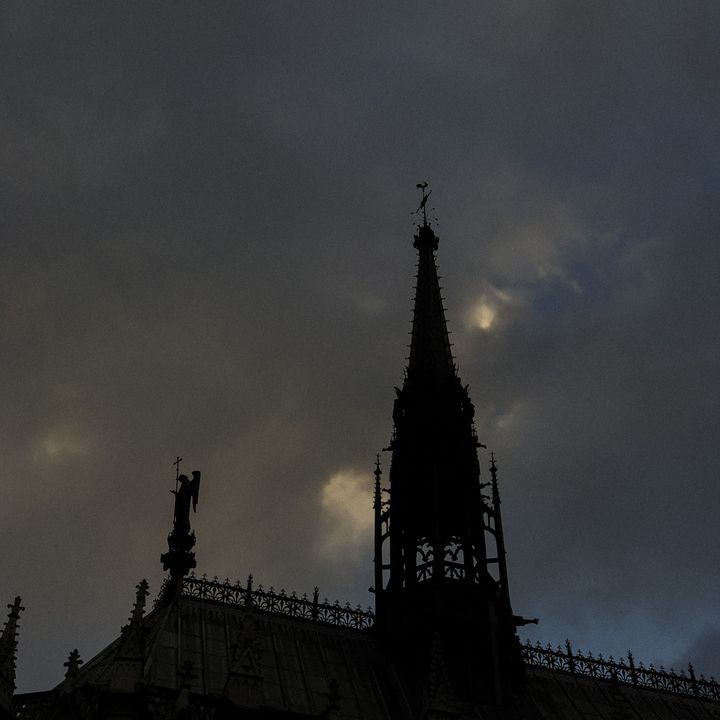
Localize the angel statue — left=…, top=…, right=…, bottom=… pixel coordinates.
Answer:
left=172, top=470, right=201, bottom=536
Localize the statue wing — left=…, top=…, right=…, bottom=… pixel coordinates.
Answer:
left=190, top=471, right=201, bottom=511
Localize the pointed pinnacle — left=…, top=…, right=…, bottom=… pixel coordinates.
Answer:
left=0, top=599, right=23, bottom=647
left=373, top=455, right=383, bottom=510
left=130, top=579, right=150, bottom=624
left=0, top=597, right=24, bottom=684
left=64, top=648, right=83, bottom=678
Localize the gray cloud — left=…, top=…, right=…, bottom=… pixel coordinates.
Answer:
left=3, top=0, right=720, bottom=691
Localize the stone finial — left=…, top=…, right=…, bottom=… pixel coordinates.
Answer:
left=244, top=574, right=254, bottom=608
left=109, top=580, right=150, bottom=692
left=130, top=580, right=150, bottom=625
left=64, top=649, right=83, bottom=679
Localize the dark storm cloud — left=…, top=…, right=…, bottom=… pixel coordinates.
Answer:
left=2, top=0, right=720, bottom=690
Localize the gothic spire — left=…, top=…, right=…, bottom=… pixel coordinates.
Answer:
left=129, top=579, right=150, bottom=625
left=489, top=453, right=510, bottom=610
left=384, top=188, right=483, bottom=586
left=110, top=580, right=150, bottom=692
left=0, top=597, right=24, bottom=719
left=373, top=455, right=384, bottom=604
left=377, top=191, right=523, bottom=710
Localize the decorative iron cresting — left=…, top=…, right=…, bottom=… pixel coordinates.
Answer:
left=152, top=574, right=720, bottom=704
left=521, top=640, right=720, bottom=703
left=177, top=574, right=375, bottom=630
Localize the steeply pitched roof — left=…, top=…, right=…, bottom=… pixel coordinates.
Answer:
left=14, top=577, right=720, bottom=720
left=26, top=579, right=393, bottom=720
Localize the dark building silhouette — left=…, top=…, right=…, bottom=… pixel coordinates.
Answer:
left=5, top=198, right=720, bottom=719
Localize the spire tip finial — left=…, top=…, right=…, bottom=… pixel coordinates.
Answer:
left=414, top=182, right=433, bottom=229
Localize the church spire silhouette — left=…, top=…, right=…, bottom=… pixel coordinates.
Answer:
left=375, top=186, right=523, bottom=712
left=0, top=597, right=23, bottom=720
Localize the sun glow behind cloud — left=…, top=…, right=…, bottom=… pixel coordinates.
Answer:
left=33, top=425, right=92, bottom=463
left=466, top=287, right=521, bottom=333
left=472, top=301, right=496, bottom=331
left=318, top=469, right=373, bottom=560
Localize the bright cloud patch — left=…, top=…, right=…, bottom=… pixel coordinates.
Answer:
left=472, top=301, right=496, bottom=331
left=318, top=469, right=373, bottom=559
left=33, top=425, right=92, bottom=463
left=466, top=287, right=520, bottom=332
left=496, top=402, right=523, bottom=432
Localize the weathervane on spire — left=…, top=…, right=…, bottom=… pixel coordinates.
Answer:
left=414, top=182, right=432, bottom=227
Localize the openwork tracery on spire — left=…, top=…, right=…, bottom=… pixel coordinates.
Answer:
left=374, top=187, right=501, bottom=596
left=373, top=187, right=526, bottom=708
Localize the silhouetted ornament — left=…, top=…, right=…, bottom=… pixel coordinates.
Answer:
left=129, top=579, right=149, bottom=625
left=0, top=596, right=23, bottom=716
left=63, top=649, right=82, bottom=679
left=160, top=465, right=202, bottom=586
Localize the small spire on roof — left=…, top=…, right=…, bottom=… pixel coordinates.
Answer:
left=130, top=579, right=150, bottom=625
left=0, top=596, right=24, bottom=707
left=489, top=453, right=499, bottom=500
left=64, top=649, right=83, bottom=679
left=373, top=454, right=382, bottom=499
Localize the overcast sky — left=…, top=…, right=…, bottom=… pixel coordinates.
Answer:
left=3, top=1, right=720, bottom=692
